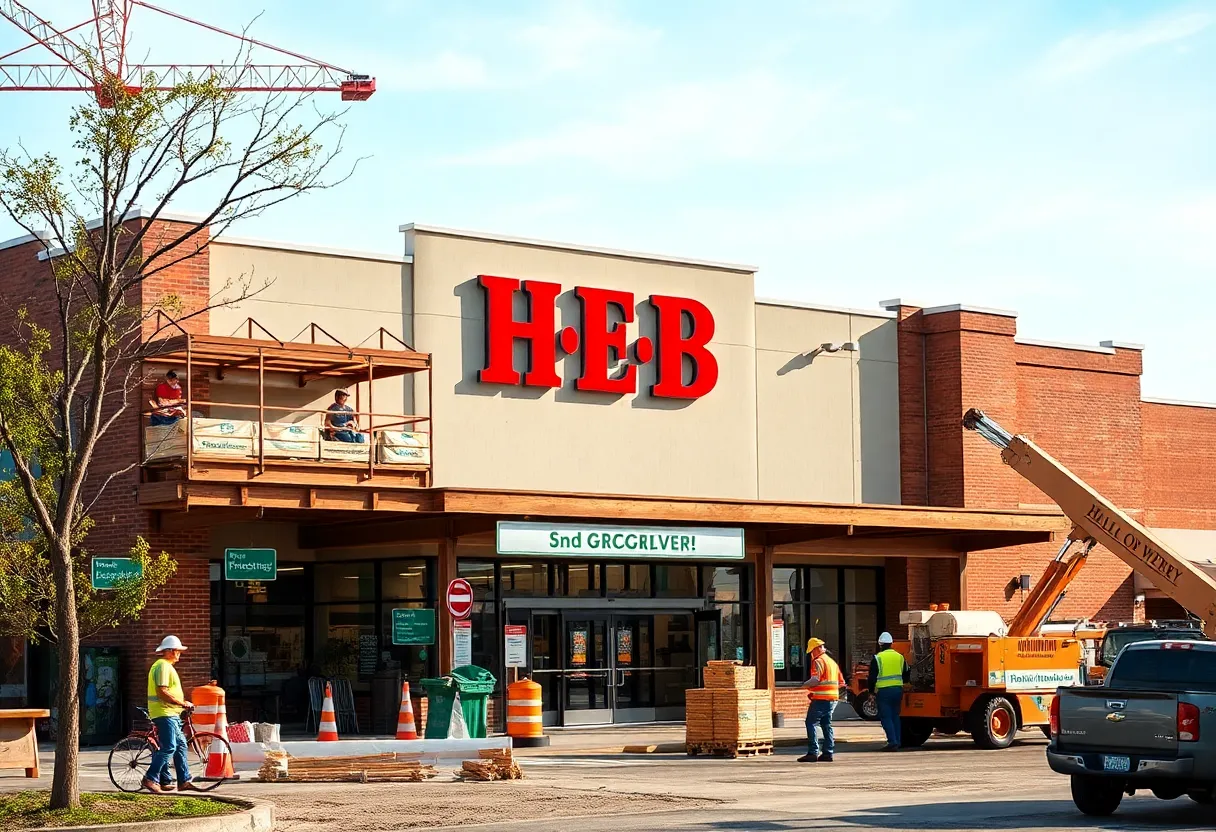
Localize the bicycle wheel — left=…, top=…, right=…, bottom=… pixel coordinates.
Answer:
left=108, top=737, right=156, bottom=793
left=186, top=732, right=232, bottom=791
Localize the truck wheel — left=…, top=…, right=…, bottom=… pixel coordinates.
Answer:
left=1188, top=790, right=1214, bottom=805
left=971, top=697, right=1017, bottom=749
left=1071, top=775, right=1123, bottom=816
left=900, top=717, right=934, bottom=748
left=853, top=692, right=879, bottom=722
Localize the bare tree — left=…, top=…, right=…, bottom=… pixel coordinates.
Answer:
left=0, top=66, right=353, bottom=808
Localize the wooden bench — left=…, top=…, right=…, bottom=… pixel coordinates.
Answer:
left=0, top=709, right=49, bottom=778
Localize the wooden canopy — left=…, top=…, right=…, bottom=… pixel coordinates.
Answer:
left=143, top=326, right=430, bottom=385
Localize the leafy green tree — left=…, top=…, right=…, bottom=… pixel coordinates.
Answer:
left=0, top=64, right=348, bottom=808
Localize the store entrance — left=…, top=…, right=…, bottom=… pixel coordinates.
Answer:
left=514, top=608, right=718, bottom=726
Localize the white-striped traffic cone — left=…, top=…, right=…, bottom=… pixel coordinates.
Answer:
left=396, top=681, right=418, bottom=740
left=317, top=682, right=339, bottom=741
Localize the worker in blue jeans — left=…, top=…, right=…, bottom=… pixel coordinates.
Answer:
left=868, top=631, right=910, bottom=751
left=143, top=636, right=200, bottom=793
left=798, top=638, right=845, bottom=762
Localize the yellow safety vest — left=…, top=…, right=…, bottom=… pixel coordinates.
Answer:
left=874, top=649, right=906, bottom=690
left=807, top=654, right=844, bottom=701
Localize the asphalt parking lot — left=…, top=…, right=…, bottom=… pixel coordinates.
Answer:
left=4, top=731, right=1214, bottom=831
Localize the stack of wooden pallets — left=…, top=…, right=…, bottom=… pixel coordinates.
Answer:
left=256, top=752, right=437, bottom=783
left=685, top=662, right=774, bottom=758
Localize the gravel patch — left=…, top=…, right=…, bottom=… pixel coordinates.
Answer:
left=248, top=782, right=717, bottom=830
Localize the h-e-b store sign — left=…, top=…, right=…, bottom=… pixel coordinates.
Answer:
left=497, top=521, right=744, bottom=560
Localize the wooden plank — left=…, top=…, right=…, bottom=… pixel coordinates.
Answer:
left=435, top=488, right=1066, bottom=533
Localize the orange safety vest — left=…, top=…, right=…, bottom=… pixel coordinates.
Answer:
left=807, top=654, right=844, bottom=701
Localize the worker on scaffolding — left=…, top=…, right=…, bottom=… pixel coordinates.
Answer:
left=799, top=638, right=845, bottom=763
left=868, top=632, right=910, bottom=751
left=325, top=389, right=365, bottom=443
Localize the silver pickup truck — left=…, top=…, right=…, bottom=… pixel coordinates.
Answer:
left=1047, top=639, right=1216, bottom=816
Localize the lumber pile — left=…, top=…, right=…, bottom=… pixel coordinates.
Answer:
left=456, top=748, right=523, bottom=782
left=257, top=751, right=437, bottom=783
left=685, top=662, right=774, bottom=757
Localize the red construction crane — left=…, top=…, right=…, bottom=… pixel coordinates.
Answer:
left=0, top=0, right=374, bottom=104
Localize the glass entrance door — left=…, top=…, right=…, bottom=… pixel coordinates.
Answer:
left=612, top=615, right=655, bottom=723
left=562, top=616, right=611, bottom=725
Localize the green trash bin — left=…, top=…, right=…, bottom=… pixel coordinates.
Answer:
left=421, top=665, right=497, bottom=739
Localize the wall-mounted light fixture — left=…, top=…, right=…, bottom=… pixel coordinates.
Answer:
left=803, top=341, right=858, bottom=360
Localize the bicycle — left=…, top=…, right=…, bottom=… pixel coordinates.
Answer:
left=107, top=707, right=232, bottom=793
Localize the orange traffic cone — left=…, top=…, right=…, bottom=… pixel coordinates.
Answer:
left=396, top=682, right=418, bottom=740
left=204, top=698, right=236, bottom=779
left=317, top=682, right=339, bottom=742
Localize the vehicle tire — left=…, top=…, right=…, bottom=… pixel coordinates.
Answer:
left=1071, top=774, right=1123, bottom=816
left=185, top=732, right=231, bottom=791
left=853, top=692, right=880, bottom=722
left=1188, top=790, right=1214, bottom=805
left=971, top=696, right=1018, bottom=750
left=108, top=737, right=155, bottom=793
left=899, top=717, right=934, bottom=748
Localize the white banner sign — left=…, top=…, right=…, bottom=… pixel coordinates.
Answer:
left=497, top=521, right=745, bottom=560
left=772, top=620, right=786, bottom=671
left=453, top=620, right=473, bottom=667
left=1005, top=668, right=1082, bottom=691
left=504, top=625, right=528, bottom=668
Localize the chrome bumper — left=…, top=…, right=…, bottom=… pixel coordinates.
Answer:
left=1047, top=749, right=1195, bottom=778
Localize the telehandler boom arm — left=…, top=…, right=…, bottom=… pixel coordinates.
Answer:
left=964, top=409, right=1216, bottom=638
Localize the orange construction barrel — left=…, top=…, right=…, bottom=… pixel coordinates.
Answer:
left=190, top=681, right=224, bottom=733
left=506, top=679, right=549, bottom=748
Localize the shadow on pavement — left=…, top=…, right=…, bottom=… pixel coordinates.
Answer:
left=832, top=798, right=1211, bottom=830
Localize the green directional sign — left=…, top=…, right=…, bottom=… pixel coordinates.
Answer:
left=392, top=608, right=435, bottom=646
left=91, top=558, right=142, bottom=590
left=224, top=548, right=277, bottom=581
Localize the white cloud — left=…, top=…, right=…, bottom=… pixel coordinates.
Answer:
left=1034, top=10, right=1213, bottom=80
left=441, top=71, right=838, bottom=175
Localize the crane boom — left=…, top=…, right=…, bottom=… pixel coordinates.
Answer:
left=964, top=408, right=1216, bottom=638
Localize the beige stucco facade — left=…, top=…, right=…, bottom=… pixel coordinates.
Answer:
left=205, top=225, right=902, bottom=504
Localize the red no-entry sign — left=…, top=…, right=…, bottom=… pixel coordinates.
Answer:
left=446, top=578, right=474, bottom=620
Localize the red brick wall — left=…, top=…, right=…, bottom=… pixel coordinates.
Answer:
left=1143, top=402, right=1216, bottom=530
left=0, top=220, right=215, bottom=725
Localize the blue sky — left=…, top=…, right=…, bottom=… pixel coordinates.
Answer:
left=1, top=0, right=1214, bottom=399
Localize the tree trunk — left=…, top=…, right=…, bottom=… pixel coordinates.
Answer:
left=50, top=543, right=81, bottom=810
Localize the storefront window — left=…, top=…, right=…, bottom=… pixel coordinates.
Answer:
left=703, top=566, right=746, bottom=602
left=606, top=564, right=651, bottom=597
left=565, top=563, right=599, bottom=597
left=459, top=561, right=496, bottom=600
left=501, top=562, right=550, bottom=596
left=381, top=560, right=427, bottom=600
left=773, top=566, right=883, bottom=685
left=655, top=565, right=698, bottom=598
left=314, top=563, right=375, bottom=602
left=313, top=604, right=375, bottom=680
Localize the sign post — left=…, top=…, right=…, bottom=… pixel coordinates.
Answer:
left=224, top=548, right=277, bottom=581
left=392, top=609, right=436, bottom=646
left=91, top=558, right=142, bottom=590
left=446, top=579, right=473, bottom=619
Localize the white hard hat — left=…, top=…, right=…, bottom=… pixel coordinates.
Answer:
left=878, top=632, right=894, bottom=645
left=155, top=635, right=187, bottom=653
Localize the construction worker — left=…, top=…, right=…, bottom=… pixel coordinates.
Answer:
left=867, top=631, right=910, bottom=751
left=798, top=637, right=844, bottom=762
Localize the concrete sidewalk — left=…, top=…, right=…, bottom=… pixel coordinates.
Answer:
left=518, top=720, right=887, bottom=755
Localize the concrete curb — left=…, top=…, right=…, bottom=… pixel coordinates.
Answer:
left=39, top=796, right=274, bottom=832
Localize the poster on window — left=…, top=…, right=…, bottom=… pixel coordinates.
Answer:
left=453, top=620, right=473, bottom=667
left=570, top=628, right=588, bottom=668
left=616, top=627, right=633, bottom=665
left=771, top=620, right=786, bottom=670
left=504, top=625, right=528, bottom=668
